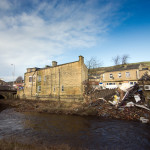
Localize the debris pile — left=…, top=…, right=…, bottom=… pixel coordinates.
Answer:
left=84, top=81, right=150, bottom=123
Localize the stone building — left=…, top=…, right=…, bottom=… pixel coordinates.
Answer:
left=138, top=73, right=150, bottom=104
left=20, top=56, right=88, bottom=102
left=0, top=79, right=6, bottom=86
left=101, top=64, right=150, bottom=87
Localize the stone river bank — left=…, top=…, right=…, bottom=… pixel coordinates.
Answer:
left=0, top=99, right=150, bottom=123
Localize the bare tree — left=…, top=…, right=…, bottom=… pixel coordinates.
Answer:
left=112, top=55, right=120, bottom=65
left=86, top=57, right=103, bottom=75
left=121, top=54, right=130, bottom=64
left=86, top=57, right=102, bottom=69
left=15, top=76, right=23, bottom=83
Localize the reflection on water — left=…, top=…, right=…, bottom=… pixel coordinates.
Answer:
left=0, top=108, right=150, bottom=150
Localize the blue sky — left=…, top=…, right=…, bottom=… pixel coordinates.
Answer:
left=0, top=0, right=150, bottom=81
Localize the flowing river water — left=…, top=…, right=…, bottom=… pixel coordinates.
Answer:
left=0, top=107, right=150, bottom=150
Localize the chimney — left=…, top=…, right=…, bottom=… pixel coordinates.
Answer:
left=79, top=55, right=84, bottom=63
left=52, top=61, right=57, bottom=67
left=123, top=64, right=127, bottom=68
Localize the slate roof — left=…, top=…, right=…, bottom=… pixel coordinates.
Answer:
left=105, top=64, right=140, bottom=73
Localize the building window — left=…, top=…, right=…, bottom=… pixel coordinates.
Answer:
left=44, top=76, right=46, bottom=82
left=119, top=83, right=122, bottom=85
left=142, top=68, right=148, bottom=70
left=130, top=82, right=133, bottom=85
left=118, top=73, right=121, bottom=78
left=62, top=85, right=64, bottom=91
left=53, top=87, right=55, bottom=92
left=126, top=72, right=130, bottom=78
left=38, top=75, right=41, bottom=82
left=29, top=76, right=32, bottom=82
left=109, top=83, right=115, bottom=85
left=37, top=85, right=41, bottom=92
left=110, top=74, right=113, bottom=79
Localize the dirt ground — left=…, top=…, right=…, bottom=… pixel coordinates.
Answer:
left=0, top=99, right=97, bottom=116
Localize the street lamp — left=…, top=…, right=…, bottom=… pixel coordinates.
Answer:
left=11, top=64, right=15, bottom=86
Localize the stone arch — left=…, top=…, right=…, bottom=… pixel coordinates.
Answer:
left=0, top=94, right=6, bottom=99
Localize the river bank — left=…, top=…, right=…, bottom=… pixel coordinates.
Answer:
left=0, top=138, right=83, bottom=150
left=0, top=99, right=150, bottom=122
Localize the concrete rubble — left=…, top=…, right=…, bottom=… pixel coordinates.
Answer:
left=84, top=82, right=150, bottom=123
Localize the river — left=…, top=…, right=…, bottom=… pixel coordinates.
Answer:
left=0, top=108, right=150, bottom=150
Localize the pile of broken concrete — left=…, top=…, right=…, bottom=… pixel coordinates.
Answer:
left=85, top=83, right=150, bottom=123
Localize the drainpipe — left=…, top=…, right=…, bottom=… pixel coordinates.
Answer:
left=31, top=70, right=36, bottom=97
left=51, top=72, right=52, bottom=95
left=59, top=69, right=60, bottom=101
left=137, top=70, right=140, bottom=79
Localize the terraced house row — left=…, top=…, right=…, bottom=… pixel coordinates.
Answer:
left=101, top=64, right=150, bottom=87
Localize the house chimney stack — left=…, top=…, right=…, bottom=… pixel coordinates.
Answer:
left=52, top=61, right=57, bottom=67
left=79, top=55, right=84, bottom=63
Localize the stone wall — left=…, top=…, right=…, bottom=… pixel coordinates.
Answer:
left=22, top=56, right=88, bottom=102
left=103, top=69, right=138, bottom=83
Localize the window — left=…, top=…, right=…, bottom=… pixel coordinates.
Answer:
left=62, top=85, right=64, bottom=91
left=110, top=74, right=113, bottom=79
left=130, top=82, right=133, bottom=85
left=109, top=83, right=115, bottom=85
left=38, top=75, right=41, bottom=82
left=126, top=72, right=130, bottom=78
left=118, top=73, right=121, bottom=78
left=37, top=85, right=41, bottom=92
left=53, top=87, right=55, bottom=92
left=29, top=76, right=32, bottom=82
left=44, top=76, right=46, bottom=82
left=119, top=83, right=122, bottom=85
left=144, top=85, right=150, bottom=90
left=142, top=68, right=148, bottom=70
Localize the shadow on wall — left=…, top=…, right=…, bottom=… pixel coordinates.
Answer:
left=0, top=95, right=5, bottom=99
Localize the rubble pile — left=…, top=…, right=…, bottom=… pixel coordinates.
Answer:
left=91, top=99, right=150, bottom=121
left=90, top=89, right=116, bottom=101
left=84, top=82, right=150, bottom=123
left=83, top=81, right=117, bottom=102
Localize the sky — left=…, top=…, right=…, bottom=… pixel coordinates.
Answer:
left=0, top=0, right=150, bottom=81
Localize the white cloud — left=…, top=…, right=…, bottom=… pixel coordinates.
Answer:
left=0, top=0, right=11, bottom=10
left=0, top=0, right=123, bottom=81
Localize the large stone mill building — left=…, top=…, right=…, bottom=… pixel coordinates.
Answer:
left=20, top=56, right=88, bottom=102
